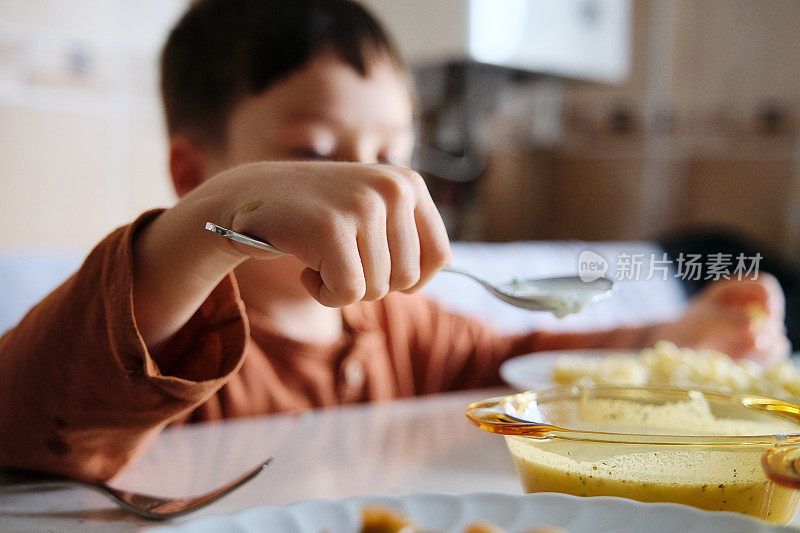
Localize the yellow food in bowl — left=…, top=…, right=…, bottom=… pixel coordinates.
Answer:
left=551, top=340, right=800, bottom=398
left=506, top=394, right=800, bottom=523
left=466, top=387, right=800, bottom=524
left=509, top=440, right=800, bottom=524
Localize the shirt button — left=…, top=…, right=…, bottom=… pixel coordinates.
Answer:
left=344, top=359, right=365, bottom=389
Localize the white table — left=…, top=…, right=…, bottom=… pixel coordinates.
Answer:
left=0, top=388, right=520, bottom=532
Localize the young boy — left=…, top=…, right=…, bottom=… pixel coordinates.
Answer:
left=0, top=0, right=788, bottom=482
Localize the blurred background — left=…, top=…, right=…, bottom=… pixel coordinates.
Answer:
left=0, top=0, right=799, bottom=336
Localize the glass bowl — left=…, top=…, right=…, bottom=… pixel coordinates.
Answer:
left=466, top=386, right=800, bottom=524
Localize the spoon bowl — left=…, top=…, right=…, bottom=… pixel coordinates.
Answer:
left=440, top=266, right=613, bottom=317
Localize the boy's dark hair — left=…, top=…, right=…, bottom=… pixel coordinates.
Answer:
left=161, top=0, right=403, bottom=147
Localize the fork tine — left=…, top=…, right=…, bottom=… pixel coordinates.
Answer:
left=89, top=456, right=275, bottom=520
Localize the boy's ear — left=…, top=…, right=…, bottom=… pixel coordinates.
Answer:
left=169, top=136, right=207, bottom=197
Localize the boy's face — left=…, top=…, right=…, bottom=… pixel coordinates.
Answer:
left=207, top=51, right=414, bottom=174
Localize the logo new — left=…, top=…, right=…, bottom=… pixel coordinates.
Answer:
left=578, top=250, right=609, bottom=282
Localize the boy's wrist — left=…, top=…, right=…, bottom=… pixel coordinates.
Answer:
left=131, top=196, right=249, bottom=350
left=176, top=181, right=251, bottom=263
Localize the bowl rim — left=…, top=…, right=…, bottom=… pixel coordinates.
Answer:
left=466, top=385, right=800, bottom=446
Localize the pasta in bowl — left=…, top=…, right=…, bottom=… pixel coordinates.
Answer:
left=551, top=341, right=800, bottom=398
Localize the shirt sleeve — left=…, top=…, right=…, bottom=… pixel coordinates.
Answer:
left=401, top=295, right=659, bottom=393
left=0, top=211, right=248, bottom=481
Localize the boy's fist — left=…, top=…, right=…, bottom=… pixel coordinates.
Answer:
left=210, top=161, right=452, bottom=307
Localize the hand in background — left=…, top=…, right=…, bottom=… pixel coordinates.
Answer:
left=656, top=273, right=790, bottom=365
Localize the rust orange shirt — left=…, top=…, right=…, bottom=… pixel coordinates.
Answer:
left=0, top=212, right=655, bottom=480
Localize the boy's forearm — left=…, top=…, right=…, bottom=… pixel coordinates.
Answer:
left=132, top=188, right=247, bottom=352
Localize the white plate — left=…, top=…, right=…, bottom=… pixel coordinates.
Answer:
left=149, top=492, right=798, bottom=532
left=500, top=349, right=615, bottom=391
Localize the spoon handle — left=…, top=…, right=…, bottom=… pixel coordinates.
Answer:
left=205, top=222, right=286, bottom=254
left=440, top=265, right=496, bottom=289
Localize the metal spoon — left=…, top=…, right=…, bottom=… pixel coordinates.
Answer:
left=205, top=222, right=613, bottom=316
left=0, top=456, right=273, bottom=520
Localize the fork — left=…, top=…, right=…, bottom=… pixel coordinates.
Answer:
left=0, top=456, right=273, bottom=520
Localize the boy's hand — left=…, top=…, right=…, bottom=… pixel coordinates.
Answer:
left=654, top=274, right=790, bottom=365
left=208, top=161, right=452, bottom=307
